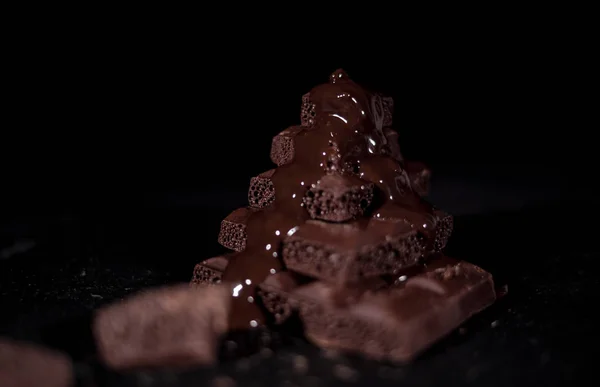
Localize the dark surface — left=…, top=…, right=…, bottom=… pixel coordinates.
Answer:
left=0, top=165, right=595, bottom=386
left=0, top=21, right=592, bottom=384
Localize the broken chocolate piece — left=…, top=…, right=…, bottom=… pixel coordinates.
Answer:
left=257, top=271, right=312, bottom=324
left=290, top=256, right=496, bottom=362
left=377, top=94, right=394, bottom=127
left=218, top=207, right=256, bottom=252
left=283, top=219, right=423, bottom=283
left=270, top=126, right=304, bottom=166
left=191, top=255, right=231, bottom=286
left=300, top=93, right=316, bottom=127
left=405, top=161, right=431, bottom=197
left=383, top=128, right=403, bottom=162
left=0, top=338, right=73, bottom=387
left=93, top=284, right=231, bottom=370
left=433, top=209, right=453, bottom=252
left=303, top=174, right=374, bottom=222
left=248, top=169, right=276, bottom=209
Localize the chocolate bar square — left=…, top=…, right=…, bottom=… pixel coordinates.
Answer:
left=290, top=257, right=496, bottom=362
left=282, top=219, right=423, bottom=284
left=93, top=284, right=231, bottom=369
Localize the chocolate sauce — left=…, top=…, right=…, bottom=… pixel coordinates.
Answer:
left=222, top=69, right=438, bottom=330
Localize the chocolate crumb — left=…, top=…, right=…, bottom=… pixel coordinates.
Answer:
left=320, top=349, right=341, bottom=360
left=292, top=355, right=309, bottom=374
left=333, top=364, right=358, bottom=382
left=210, top=375, right=237, bottom=387
left=260, top=347, right=273, bottom=358
left=235, top=358, right=251, bottom=372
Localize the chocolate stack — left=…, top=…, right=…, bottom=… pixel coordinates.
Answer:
left=189, top=69, right=497, bottom=362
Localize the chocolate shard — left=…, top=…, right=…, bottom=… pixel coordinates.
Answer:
left=290, top=256, right=496, bottom=363
left=433, top=209, right=453, bottom=252
left=270, top=126, right=304, bottom=166
left=93, top=284, right=231, bottom=370
left=384, top=128, right=403, bottom=162
left=0, top=338, right=74, bottom=387
left=282, top=219, right=423, bottom=284
left=257, top=271, right=309, bottom=324
left=248, top=169, right=276, bottom=209
left=191, top=255, right=231, bottom=286
left=377, top=94, right=394, bottom=127
left=303, top=174, right=374, bottom=222
left=405, top=160, right=431, bottom=197
left=217, top=207, right=256, bottom=252
left=301, top=93, right=316, bottom=127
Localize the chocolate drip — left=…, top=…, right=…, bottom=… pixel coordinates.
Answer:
left=222, top=69, right=440, bottom=330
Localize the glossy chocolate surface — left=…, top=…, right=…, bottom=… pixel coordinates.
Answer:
left=221, top=70, right=444, bottom=330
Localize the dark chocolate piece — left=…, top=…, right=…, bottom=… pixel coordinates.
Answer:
left=300, top=93, right=316, bottom=127
left=257, top=271, right=308, bottom=324
left=303, top=174, right=374, bottom=222
left=248, top=169, right=276, bottom=208
left=283, top=219, right=423, bottom=284
left=93, top=284, right=231, bottom=369
left=290, top=256, right=496, bottom=362
left=372, top=93, right=394, bottom=127
left=0, top=338, right=73, bottom=387
left=405, top=160, right=431, bottom=197
left=191, top=255, right=231, bottom=286
left=258, top=272, right=391, bottom=325
left=384, top=128, right=403, bottom=162
left=217, top=207, right=256, bottom=252
left=433, top=209, right=453, bottom=252
left=270, top=126, right=304, bottom=166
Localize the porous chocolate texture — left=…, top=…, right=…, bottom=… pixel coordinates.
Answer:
left=191, top=255, right=230, bottom=286
left=248, top=169, right=276, bottom=209
left=282, top=219, right=424, bottom=284
left=270, top=126, right=304, bottom=166
left=257, top=271, right=309, bottom=325
left=217, top=207, right=256, bottom=252
left=300, top=93, right=316, bottom=127
left=258, top=272, right=390, bottom=325
left=93, top=284, right=231, bottom=370
left=289, top=256, right=496, bottom=363
left=433, top=210, right=453, bottom=252
left=0, top=338, right=73, bottom=387
left=303, top=174, right=374, bottom=222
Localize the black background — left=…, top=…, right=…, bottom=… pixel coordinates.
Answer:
left=0, top=14, right=596, bottom=386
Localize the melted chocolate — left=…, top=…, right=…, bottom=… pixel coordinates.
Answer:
left=222, top=69, right=438, bottom=330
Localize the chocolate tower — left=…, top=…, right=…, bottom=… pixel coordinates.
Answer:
left=191, top=70, right=495, bottom=361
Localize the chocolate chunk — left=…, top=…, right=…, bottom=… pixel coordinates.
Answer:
left=93, top=284, right=231, bottom=370
left=384, top=128, right=403, bottom=162
left=290, top=256, right=496, bottom=362
left=283, top=219, right=423, bottom=284
left=257, top=271, right=311, bottom=324
left=218, top=207, right=256, bottom=252
left=270, top=126, right=304, bottom=166
left=191, top=255, right=231, bottom=286
left=375, top=94, right=394, bottom=127
left=300, top=93, right=316, bottom=127
left=0, top=338, right=73, bottom=387
left=248, top=169, right=276, bottom=209
left=405, top=161, right=431, bottom=197
left=303, top=174, right=374, bottom=222
left=433, top=210, right=453, bottom=252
